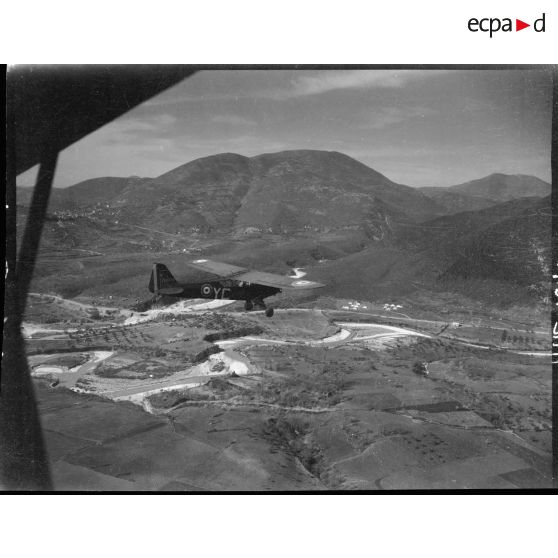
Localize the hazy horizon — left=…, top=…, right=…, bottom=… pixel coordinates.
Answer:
left=16, top=69, right=553, bottom=189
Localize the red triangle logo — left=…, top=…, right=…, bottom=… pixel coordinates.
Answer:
left=516, top=19, right=530, bottom=31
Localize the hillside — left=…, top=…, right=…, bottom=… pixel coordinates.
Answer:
left=16, top=151, right=551, bottom=307
left=235, top=150, right=443, bottom=233
left=397, top=196, right=548, bottom=258
left=396, top=196, right=551, bottom=303
left=418, top=188, right=496, bottom=214
left=133, top=150, right=444, bottom=235
left=281, top=196, right=549, bottom=307
left=57, top=176, right=150, bottom=207
left=17, top=185, right=69, bottom=209
left=440, top=201, right=550, bottom=293
left=17, top=176, right=151, bottom=211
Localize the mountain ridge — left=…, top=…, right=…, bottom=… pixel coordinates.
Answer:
left=418, top=173, right=550, bottom=214
left=23, top=149, right=447, bottom=235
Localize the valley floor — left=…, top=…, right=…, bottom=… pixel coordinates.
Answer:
left=19, top=295, right=552, bottom=491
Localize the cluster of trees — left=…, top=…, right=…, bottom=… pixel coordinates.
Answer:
left=500, top=330, right=542, bottom=346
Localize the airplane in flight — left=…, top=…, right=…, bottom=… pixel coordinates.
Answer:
left=148, top=259, right=325, bottom=317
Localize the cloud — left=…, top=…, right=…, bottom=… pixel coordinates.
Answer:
left=169, top=134, right=288, bottom=154
left=109, top=113, right=177, bottom=135
left=210, top=114, right=257, bottom=126
left=145, top=93, right=221, bottom=106
left=143, top=70, right=453, bottom=106
left=290, top=70, right=451, bottom=97
left=96, top=113, right=179, bottom=146
left=360, top=106, right=435, bottom=130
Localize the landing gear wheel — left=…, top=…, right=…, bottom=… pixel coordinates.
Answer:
left=244, top=300, right=254, bottom=311
left=265, top=308, right=274, bottom=318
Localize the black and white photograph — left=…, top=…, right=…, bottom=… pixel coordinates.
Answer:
left=2, top=65, right=555, bottom=492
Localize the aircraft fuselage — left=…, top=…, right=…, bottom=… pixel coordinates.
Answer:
left=148, top=262, right=282, bottom=315
left=162, top=280, right=280, bottom=302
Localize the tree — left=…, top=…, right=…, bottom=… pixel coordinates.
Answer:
left=413, top=361, right=428, bottom=376
left=89, top=307, right=100, bottom=320
left=501, top=330, right=508, bottom=342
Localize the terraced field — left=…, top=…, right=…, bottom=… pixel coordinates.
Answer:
left=21, top=294, right=552, bottom=490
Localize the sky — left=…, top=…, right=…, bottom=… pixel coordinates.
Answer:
left=16, top=68, right=553, bottom=188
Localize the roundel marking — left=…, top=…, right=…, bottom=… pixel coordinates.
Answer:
left=201, top=283, right=213, bottom=297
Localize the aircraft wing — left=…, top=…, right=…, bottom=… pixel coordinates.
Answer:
left=234, top=270, right=325, bottom=289
left=188, top=259, right=248, bottom=277
left=188, top=259, right=325, bottom=289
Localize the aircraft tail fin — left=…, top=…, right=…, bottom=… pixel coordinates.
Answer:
left=149, top=263, right=179, bottom=294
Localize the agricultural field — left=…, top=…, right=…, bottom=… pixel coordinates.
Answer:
left=22, top=291, right=552, bottom=490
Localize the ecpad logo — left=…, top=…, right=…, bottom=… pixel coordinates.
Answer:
left=468, top=13, right=546, bottom=37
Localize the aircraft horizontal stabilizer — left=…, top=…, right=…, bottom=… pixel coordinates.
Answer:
left=158, top=286, right=184, bottom=295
